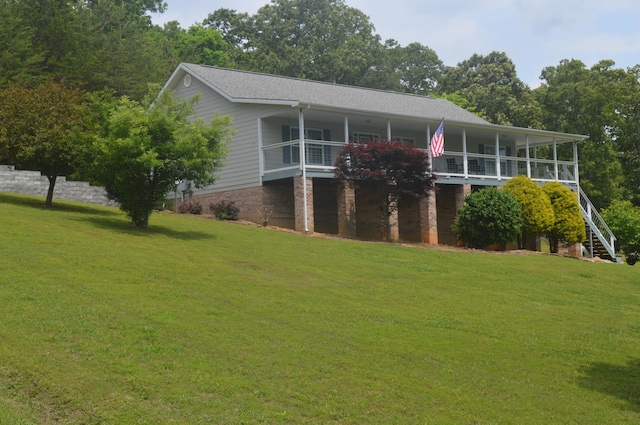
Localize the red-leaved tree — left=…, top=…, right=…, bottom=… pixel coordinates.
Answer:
left=334, top=140, right=436, bottom=240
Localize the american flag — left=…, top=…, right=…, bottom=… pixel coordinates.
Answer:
left=430, top=119, right=445, bottom=158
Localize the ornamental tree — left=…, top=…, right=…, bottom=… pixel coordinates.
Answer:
left=504, top=174, right=555, bottom=250
left=89, top=88, right=234, bottom=228
left=334, top=140, right=436, bottom=241
left=0, top=79, right=91, bottom=207
left=452, top=187, right=523, bottom=249
left=601, top=200, right=640, bottom=264
left=541, top=182, right=586, bottom=253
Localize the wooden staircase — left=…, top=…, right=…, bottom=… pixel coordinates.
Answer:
left=578, top=187, right=621, bottom=262
left=583, top=224, right=616, bottom=261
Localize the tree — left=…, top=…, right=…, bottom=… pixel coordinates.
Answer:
left=542, top=182, right=586, bottom=253
left=205, top=0, right=385, bottom=87
left=504, top=175, right=555, bottom=249
left=452, top=187, right=523, bottom=249
left=0, top=0, right=42, bottom=87
left=165, top=23, right=229, bottom=67
left=438, top=51, right=540, bottom=127
left=601, top=200, right=640, bottom=264
left=89, top=88, right=234, bottom=228
left=0, top=79, right=91, bottom=206
left=390, top=41, right=443, bottom=96
left=334, top=140, right=436, bottom=241
left=535, top=59, right=626, bottom=208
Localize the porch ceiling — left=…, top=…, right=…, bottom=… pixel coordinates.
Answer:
left=269, top=108, right=588, bottom=147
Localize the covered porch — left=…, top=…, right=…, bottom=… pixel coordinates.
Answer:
left=258, top=107, right=585, bottom=187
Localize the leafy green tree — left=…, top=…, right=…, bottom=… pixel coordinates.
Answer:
left=0, top=0, right=42, bottom=87
left=0, top=79, right=91, bottom=206
left=205, top=0, right=384, bottom=87
left=601, top=201, right=640, bottom=262
left=438, top=51, right=540, bottom=127
left=390, top=41, right=443, bottom=96
left=452, top=187, right=523, bottom=249
left=334, top=140, right=436, bottom=241
left=535, top=59, right=626, bottom=208
left=542, top=182, right=586, bottom=253
left=89, top=88, right=234, bottom=227
left=504, top=175, right=555, bottom=250
left=165, top=23, right=229, bottom=66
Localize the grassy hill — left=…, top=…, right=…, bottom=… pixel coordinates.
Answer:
left=0, top=192, right=638, bottom=424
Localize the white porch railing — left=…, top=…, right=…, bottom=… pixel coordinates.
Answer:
left=430, top=152, right=578, bottom=184
left=578, top=187, right=618, bottom=260
left=262, top=142, right=579, bottom=186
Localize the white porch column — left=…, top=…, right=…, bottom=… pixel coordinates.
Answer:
left=258, top=118, right=264, bottom=183
left=426, top=124, right=432, bottom=170
left=344, top=116, right=349, bottom=143
left=495, top=132, right=501, bottom=180
left=553, top=139, right=558, bottom=180
left=573, top=141, right=579, bottom=186
left=525, top=135, right=531, bottom=178
left=387, top=120, right=392, bottom=141
left=298, top=108, right=309, bottom=232
left=462, top=128, right=468, bottom=177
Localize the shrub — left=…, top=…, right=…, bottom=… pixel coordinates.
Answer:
left=452, top=187, right=523, bottom=249
left=178, top=199, right=202, bottom=215
left=601, top=200, right=640, bottom=264
left=541, top=182, right=586, bottom=252
left=209, top=200, right=239, bottom=220
left=504, top=175, right=554, bottom=249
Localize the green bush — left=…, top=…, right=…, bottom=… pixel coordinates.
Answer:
left=542, top=182, right=586, bottom=252
left=504, top=175, right=554, bottom=249
left=602, top=200, right=640, bottom=264
left=209, top=200, right=240, bottom=220
left=453, top=187, right=523, bottom=249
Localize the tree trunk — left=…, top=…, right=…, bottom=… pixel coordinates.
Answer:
left=45, top=175, right=57, bottom=207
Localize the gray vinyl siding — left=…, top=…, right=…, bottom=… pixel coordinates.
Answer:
left=171, top=74, right=283, bottom=194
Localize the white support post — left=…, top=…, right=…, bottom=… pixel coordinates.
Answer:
left=344, top=116, right=349, bottom=144
left=387, top=120, right=392, bottom=141
left=258, top=118, right=264, bottom=183
left=462, top=128, right=468, bottom=178
left=299, top=108, right=309, bottom=232
left=553, top=139, right=558, bottom=180
left=573, top=141, right=579, bottom=186
left=426, top=124, right=432, bottom=170
left=525, top=135, right=531, bottom=178
left=495, top=132, right=501, bottom=180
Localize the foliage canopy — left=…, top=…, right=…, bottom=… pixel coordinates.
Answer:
left=453, top=187, right=523, bottom=249
left=89, top=88, right=234, bottom=227
left=542, top=182, right=586, bottom=252
left=504, top=175, right=555, bottom=249
left=0, top=79, right=91, bottom=206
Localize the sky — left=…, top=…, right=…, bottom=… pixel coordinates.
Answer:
left=151, top=0, right=640, bottom=88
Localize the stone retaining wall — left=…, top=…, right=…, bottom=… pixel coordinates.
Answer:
left=0, top=165, right=118, bottom=207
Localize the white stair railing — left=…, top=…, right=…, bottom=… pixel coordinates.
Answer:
left=578, top=187, right=618, bottom=260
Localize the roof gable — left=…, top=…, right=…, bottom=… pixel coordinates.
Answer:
left=173, top=63, right=490, bottom=126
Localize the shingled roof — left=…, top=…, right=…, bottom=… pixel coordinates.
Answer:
left=177, top=63, right=490, bottom=126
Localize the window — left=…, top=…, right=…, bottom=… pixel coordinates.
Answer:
left=392, top=136, right=415, bottom=145
left=353, top=132, right=380, bottom=143
left=283, top=126, right=332, bottom=166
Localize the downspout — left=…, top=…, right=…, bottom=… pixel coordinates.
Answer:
left=299, top=106, right=309, bottom=233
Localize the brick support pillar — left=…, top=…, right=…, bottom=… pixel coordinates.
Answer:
left=420, top=188, right=438, bottom=244
left=389, top=204, right=399, bottom=241
left=294, top=176, right=314, bottom=233
left=567, top=242, right=582, bottom=258
left=455, top=184, right=471, bottom=211
left=337, top=183, right=356, bottom=238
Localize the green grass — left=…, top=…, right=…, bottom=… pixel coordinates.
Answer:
left=0, top=191, right=639, bottom=424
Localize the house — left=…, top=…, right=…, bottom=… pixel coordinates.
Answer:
left=161, top=63, right=616, bottom=259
